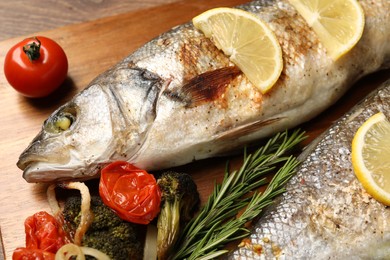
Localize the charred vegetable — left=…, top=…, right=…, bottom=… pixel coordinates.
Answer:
left=156, top=171, right=200, bottom=259
left=99, top=161, right=162, bottom=225
left=63, top=194, right=144, bottom=260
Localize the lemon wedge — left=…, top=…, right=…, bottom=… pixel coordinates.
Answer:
left=288, top=0, right=365, bottom=60
left=192, top=7, right=283, bottom=94
left=351, top=112, right=390, bottom=205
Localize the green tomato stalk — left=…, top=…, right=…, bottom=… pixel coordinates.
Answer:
left=23, top=37, right=41, bottom=61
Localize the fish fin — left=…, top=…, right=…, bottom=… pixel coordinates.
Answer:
left=168, top=66, right=241, bottom=107
left=216, top=117, right=283, bottom=141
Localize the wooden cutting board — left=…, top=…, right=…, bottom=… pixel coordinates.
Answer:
left=0, top=0, right=388, bottom=258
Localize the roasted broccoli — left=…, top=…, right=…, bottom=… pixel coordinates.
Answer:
left=156, top=171, right=200, bottom=260
left=63, top=194, right=144, bottom=260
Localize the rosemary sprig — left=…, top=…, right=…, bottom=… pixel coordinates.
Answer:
left=170, top=129, right=306, bottom=260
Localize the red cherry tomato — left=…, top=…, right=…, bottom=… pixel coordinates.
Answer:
left=99, top=161, right=162, bottom=225
left=12, top=248, right=55, bottom=260
left=4, top=36, right=68, bottom=98
left=12, top=211, right=68, bottom=260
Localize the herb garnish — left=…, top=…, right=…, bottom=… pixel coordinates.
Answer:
left=170, top=129, right=306, bottom=259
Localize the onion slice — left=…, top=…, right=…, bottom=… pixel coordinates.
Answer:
left=57, top=182, right=94, bottom=245
left=55, top=243, right=110, bottom=260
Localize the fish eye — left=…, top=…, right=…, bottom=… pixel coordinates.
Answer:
left=55, top=112, right=74, bottom=130
left=45, top=106, right=77, bottom=134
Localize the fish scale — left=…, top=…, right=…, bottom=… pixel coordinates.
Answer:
left=230, top=80, right=390, bottom=259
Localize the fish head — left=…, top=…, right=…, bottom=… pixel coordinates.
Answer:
left=18, top=66, right=162, bottom=183
left=17, top=85, right=121, bottom=183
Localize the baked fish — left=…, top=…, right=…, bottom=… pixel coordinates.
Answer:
left=17, top=0, right=390, bottom=182
left=229, top=79, right=390, bottom=259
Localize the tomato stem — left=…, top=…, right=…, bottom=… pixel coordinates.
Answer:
left=23, top=37, right=41, bottom=61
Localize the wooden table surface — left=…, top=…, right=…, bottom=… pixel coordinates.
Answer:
left=0, top=0, right=389, bottom=259
left=0, top=0, right=184, bottom=41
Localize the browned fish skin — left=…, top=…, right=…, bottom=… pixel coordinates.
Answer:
left=18, top=0, right=390, bottom=182
left=230, top=80, right=390, bottom=259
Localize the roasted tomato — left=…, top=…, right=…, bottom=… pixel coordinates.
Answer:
left=12, top=248, right=55, bottom=260
left=4, top=36, right=68, bottom=98
left=99, top=161, right=162, bottom=225
left=12, top=211, right=68, bottom=260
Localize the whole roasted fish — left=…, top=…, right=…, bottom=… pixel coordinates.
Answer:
left=230, top=79, right=390, bottom=259
left=18, top=0, right=390, bottom=182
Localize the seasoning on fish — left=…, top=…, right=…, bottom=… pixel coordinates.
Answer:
left=17, top=0, right=390, bottom=183
left=229, top=79, right=390, bottom=259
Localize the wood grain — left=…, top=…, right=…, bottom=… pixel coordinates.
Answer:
left=0, top=0, right=181, bottom=41
left=0, top=0, right=388, bottom=259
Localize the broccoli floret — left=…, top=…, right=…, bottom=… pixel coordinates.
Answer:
left=63, top=195, right=122, bottom=231
left=62, top=195, right=82, bottom=230
left=83, top=222, right=143, bottom=260
left=156, top=171, right=200, bottom=259
left=63, top=194, right=144, bottom=260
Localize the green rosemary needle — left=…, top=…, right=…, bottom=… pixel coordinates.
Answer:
left=170, top=129, right=306, bottom=260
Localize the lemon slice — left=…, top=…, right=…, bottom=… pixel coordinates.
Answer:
left=351, top=112, right=390, bottom=205
left=288, top=0, right=365, bottom=60
left=192, top=7, right=283, bottom=94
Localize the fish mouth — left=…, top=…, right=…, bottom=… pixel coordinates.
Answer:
left=17, top=148, right=93, bottom=183
left=18, top=153, right=56, bottom=171
left=17, top=148, right=70, bottom=171
left=21, top=160, right=99, bottom=183
left=17, top=136, right=76, bottom=182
